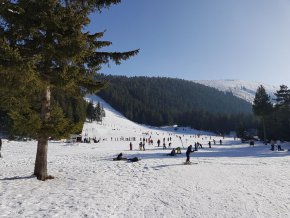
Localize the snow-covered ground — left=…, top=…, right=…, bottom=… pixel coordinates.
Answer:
left=194, top=80, right=278, bottom=103
left=1, top=95, right=290, bottom=218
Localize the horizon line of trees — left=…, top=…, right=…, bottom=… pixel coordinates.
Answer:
left=253, top=84, right=290, bottom=141
left=95, top=74, right=257, bottom=134
left=0, top=98, right=107, bottom=138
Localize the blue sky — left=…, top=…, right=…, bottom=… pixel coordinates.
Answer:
left=88, top=0, right=290, bottom=86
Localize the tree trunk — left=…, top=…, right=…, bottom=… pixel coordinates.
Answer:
left=34, top=86, right=51, bottom=181
left=262, top=116, right=267, bottom=144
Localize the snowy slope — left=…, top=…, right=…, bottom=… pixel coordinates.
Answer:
left=83, top=94, right=213, bottom=139
left=1, top=95, right=290, bottom=218
left=195, top=79, right=278, bottom=103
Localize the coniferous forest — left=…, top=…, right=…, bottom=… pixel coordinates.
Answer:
left=96, top=74, right=257, bottom=134
left=253, top=85, right=290, bottom=141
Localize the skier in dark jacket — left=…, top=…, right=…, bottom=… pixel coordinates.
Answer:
left=157, top=139, right=160, bottom=147
left=163, top=142, right=167, bottom=149
left=186, top=145, right=193, bottom=162
left=116, top=153, right=123, bottom=160
left=167, top=148, right=176, bottom=156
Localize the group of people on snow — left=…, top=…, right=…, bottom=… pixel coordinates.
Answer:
left=123, top=136, right=216, bottom=163
left=270, top=140, right=284, bottom=151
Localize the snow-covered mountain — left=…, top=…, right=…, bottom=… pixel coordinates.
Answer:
left=194, top=79, right=278, bottom=103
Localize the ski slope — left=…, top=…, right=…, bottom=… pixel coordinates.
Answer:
left=195, top=79, right=278, bottom=103
left=1, top=95, right=290, bottom=218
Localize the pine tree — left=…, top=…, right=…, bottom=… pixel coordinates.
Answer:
left=101, top=105, right=106, bottom=118
left=252, top=85, right=273, bottom=143
left=274, top=85, right=290, bottom=107
left=0, top=0, right=138, bottom=180
left=270, top=85, right=290, bottom=140
left=95, top=101, right=102, bottom=122
left=86, top=101, right=94, bottom=122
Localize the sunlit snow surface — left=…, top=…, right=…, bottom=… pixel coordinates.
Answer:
left=195, top=80, right=278, bottom=103
left=1, top=95, right=290, bottom=218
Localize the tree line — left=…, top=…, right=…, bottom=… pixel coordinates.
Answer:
left=86, top=101, right=106, bottom=123
left=96, top=74, right=257, bottom=134
left=0, top=93, right=87, bottom=138
left=253, top=85, right=290, bottom=141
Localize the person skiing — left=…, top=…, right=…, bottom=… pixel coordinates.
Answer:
left=208, top=141, right=211, bottom=148
left=219, top=139, right=222, bottom=145
left=163, top=142, right=167, bottom=149
left=129, top=142, right=133, bottom=151
left=194, top=142, right=198, bottom=151
left=157, top=139, right=160, bottom=147
left=185, top=145, right=194, bottom=163
left=197, top=142, right=202, bottom=148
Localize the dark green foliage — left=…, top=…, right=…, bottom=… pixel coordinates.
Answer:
left=274, top=85, right=290, bottom=107
left=94, top=101, right=104, bottom=122
left=0, top=0, right=138, bottom=180
left=0, top=0, right=138, bottom=139
left=96, top=74, right=256, bottom=134
left=254, top=85, right=290, bottom=141
left=86, top=101, right=95, bottom=122
left=253, top=85, right=273, bottom=117
left=86, top=100, right=105, bottom=122
left=52, top=91, right=87, bottom=134
left=252, top=85, right=273, bottom=142
left=236, top=125, right=247, bottom=139
left=267, top=107, right=290, bottom=140
left=0, top=108, right=12, bottom=135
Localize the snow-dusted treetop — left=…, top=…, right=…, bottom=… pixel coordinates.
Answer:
left=194, top=80, right=278, bottom=103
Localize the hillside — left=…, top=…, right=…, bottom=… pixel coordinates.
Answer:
left=1, top=94, right=290, bottom=218
left=95, top=75, right=256, bottom=133
left=195, top=80, right=278, bottom=103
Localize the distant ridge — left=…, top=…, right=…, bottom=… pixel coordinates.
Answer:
left=194, top=80, right=278, bottom=103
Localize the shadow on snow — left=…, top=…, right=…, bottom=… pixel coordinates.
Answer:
left=120, top=143, right=290, bottom=160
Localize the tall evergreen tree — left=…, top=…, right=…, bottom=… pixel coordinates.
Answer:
left=95, top=101, right=102, bottom=122
left=274, top=85, right=290, bottom=107
left=271, top=85, right=290, bottom=140
left=252, top=85, right=273, bottom=142
left=86, top=101, right=94, bottom=122
left=0, top=0, right=138, bottom=180
left=101, top=105, right=106, bottom=119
